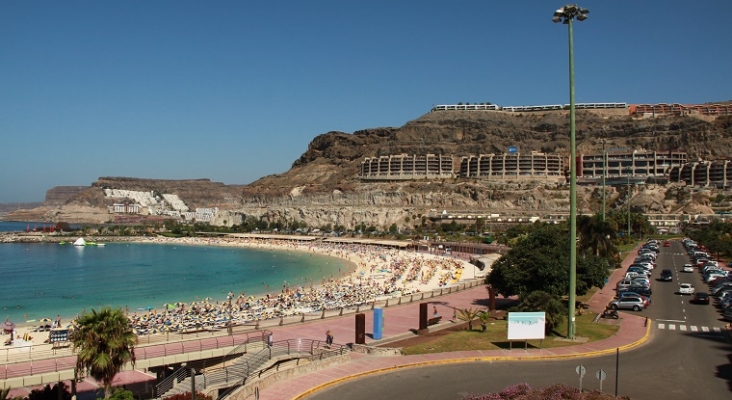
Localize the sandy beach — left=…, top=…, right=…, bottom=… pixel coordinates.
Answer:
left=2, top=235, right=495, bottom=348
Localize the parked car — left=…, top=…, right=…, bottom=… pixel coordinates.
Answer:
left=682, top=264, right=695, bottom=273
left=664, top=241, right=671, bottom=247
left=705, top=272, right=728, bottom=283
left=618, top=285, right=653, bottom=296
left=660, top=269, right=673, bottom=281
left=608, top=297, right=645, bottom=311
left=691, top=292, right=710, bottom=304
left=616, top=292, right=651, bottom=306
left=716, top=290, right=732, bottom=303
left=632, top=277, right=651, bottom=288
left=679, top=283, right=695, bottom=295
left=708, top=276, right=728, bottom=287
left=711, top=282, right=732, bottom=295
left=717, top=296, right=732, bottom=309
left=723, top=308, right=732, bottom=322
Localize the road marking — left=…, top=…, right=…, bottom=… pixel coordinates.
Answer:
left=658, top=323, right=665, bottom=329
left=690, top=326, right=698, bottom=332
left=679, top=325, right=688, bottom=331
left=657, top=319, right=686, bottom=323
left=713, top=327, right=722, bottom=333
left=702, top=326, right=709, bottom=332
left=669, top=325, right=676, bottom=330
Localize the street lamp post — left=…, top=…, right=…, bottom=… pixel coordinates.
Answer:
left=601, top=139, right=606, bottom=222
left=627, top=167, right=632, bottom=237
left=553, top=4, right=589, bottom=340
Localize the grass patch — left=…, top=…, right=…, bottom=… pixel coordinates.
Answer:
left=401, top=311, right=619, bottom=355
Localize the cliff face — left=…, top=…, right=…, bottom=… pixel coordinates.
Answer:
left=44, top=186, right=89, bottom=206
left=6, top=111, right=732, bottom=227
left=91, top=177, right=243, bottom=209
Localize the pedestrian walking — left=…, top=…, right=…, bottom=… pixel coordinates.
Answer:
left=325, top=330, right=333, bottom=348
left=433, top=305, right=439, bottom=318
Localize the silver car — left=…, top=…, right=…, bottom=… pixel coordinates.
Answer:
left=608, top=297, right=645, bottom=311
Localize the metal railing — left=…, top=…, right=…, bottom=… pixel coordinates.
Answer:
left=1, top=279, right=483, bottom=380
left=0, top=330, right=272, bottom=380
left=148, top=339, right=348, bottom=400
left=153, top=331, right=271, bottom=398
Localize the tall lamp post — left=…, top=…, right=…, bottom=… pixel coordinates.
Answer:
left=553, top=4, right=589, bottom=340
left=601, top=139, right=606, bottom=221
left=627, top=166, right=632, bottom=237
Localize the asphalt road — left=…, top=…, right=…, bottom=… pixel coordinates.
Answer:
left=305, top=241, right=732, bottom=400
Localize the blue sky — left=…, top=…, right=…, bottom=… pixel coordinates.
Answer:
left=1, top=1, right=731, bottom=203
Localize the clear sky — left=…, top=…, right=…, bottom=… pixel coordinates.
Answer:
left=1, top=1, right=731, bottom=203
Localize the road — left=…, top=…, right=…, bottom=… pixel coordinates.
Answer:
left=305, top=241, right=732, bottom=400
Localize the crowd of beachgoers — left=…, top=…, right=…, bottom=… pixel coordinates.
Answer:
left=3, top=235, right=478, bottom=339
left=123, top=237, right=470, bottom=335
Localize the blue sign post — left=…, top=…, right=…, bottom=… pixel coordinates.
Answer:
left=508, top=146, right=518, bottom=154
left=373, top=308, right=383, bottom=340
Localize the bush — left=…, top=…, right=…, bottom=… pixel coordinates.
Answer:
left=166, top=392, right=214, bottom=400
left=462, top=383, right=629, bottom=399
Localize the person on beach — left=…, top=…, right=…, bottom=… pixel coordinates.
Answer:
left=325, top=330, right=333, bottom=348
left=433, top=305, right=439, bottom=318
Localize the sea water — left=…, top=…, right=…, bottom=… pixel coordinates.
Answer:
left=0, top=241, right=351, bottom=324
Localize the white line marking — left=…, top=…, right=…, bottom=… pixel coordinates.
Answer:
left=713, top=327, right=722, bottom=333
left=702, top=326, right=709, bottom=332
left=690, top=326, right=698, bottom=331
left=669, top=325, right=677, bottom=330
left=658, top=323, right=665, bottom=329
left=680, top=325, right=687, bottom=331
left=657, top=319, right=686, bottom=323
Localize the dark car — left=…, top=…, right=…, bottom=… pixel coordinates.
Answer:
left=618, top=286, right=653, bottom=296
left=691, top=292, right=710, bottom=304
left=660, top=269, right=673, bottom=281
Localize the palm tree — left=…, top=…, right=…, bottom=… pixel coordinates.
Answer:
left=72, top=307, right=137, bottom=398
left=456, top=307, right=484, bottom=331
left=577, top=214, right=616, bottom=258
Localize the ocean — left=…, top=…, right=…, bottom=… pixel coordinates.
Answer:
left=0, top=227, right=351, bottom=325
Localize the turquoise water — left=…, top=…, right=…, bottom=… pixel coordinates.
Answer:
left=0, top=241, right=351, bottom=325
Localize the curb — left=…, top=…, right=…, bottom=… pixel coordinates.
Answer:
left=291, top=318, right=653, bottom=400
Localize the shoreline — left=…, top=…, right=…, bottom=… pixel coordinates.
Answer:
left=2, top=235, right=491, bottom=346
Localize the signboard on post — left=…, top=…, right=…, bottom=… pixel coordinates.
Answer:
left=507, top=312, right=546, bottom=340
left=508, top=146, right=518, bottom=154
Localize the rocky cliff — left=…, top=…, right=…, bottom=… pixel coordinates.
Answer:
left=6, top=110, right=732, bottom=227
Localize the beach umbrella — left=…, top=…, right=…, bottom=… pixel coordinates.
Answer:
left=2, top=318, right=15, bottom=332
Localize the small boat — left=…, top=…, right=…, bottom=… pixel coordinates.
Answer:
left=96, top=243, right=106, bottom=247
